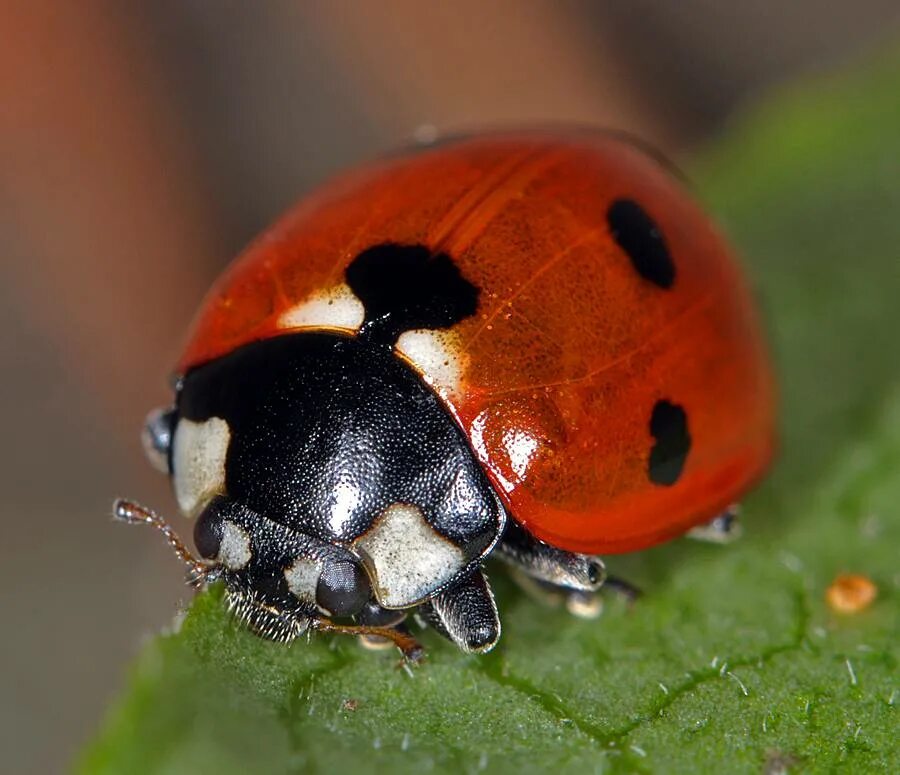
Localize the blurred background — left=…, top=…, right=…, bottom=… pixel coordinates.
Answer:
left=2, top=2, right=899, bottom=771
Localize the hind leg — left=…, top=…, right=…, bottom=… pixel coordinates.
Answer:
left=687, top=504, right=742, bottom=544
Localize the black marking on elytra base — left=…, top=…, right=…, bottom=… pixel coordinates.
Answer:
left=648, top=399, right=691, bottom=486
left=345, top=243, right=479, bottom=346
left=607, top=199, right=675, bottom=289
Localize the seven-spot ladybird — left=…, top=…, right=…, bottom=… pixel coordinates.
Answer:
left=117, top=130, right=776, bottom=658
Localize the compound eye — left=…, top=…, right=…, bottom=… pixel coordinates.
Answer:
left=142, top=407, right=176, bottom=474
left=316, top=559, right=371, bottom=617
left=193, top=500, right=224, bottom=560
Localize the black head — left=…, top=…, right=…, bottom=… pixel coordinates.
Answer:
left=191, top=495, right=373, bottom=639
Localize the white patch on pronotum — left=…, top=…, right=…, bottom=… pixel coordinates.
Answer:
left=395, top=329, right=466, bottom=399
left=219, top=520, right=252, bottom=570
left=278, top=284, right=365, bottom=332
left=353, top=503, right=465, bottom=608
left=284, top=557, right=320, bottom=604
left=172, top=417, right=231, bottom=516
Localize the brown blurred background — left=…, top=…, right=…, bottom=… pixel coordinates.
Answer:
left=2, top=2, right=899, bottom=771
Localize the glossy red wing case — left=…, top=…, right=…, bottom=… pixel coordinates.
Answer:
left=177, top=131, right=776, bottom=554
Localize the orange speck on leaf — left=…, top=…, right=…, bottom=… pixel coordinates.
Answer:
left=826, top=573, right=877, bottom=614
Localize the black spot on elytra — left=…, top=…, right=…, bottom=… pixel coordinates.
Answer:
left=345, top=243, right=479, bottom=346
left=648, top=399, right=691, bottom=486
left=607, top=199, right=675, bottom=289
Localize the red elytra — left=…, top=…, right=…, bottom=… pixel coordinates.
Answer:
left=177, top=131, right=776, bottom=555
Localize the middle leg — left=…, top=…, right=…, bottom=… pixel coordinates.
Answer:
left=494, top=521, right=637, bottom=618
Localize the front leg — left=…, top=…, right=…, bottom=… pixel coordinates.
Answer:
left=419, top=568, right=501, bottom=653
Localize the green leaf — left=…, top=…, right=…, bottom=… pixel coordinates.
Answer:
left=79, top=46, right=900, bottom=774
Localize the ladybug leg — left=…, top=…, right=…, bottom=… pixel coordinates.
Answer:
left=602, top=575, right=643, bottom=606
left=418, top=568, right=501, bottom=653
left=687, top=504, right=742, bottom=544
left=354, top=624, right=414, bottom=653
left=565, top=578, right=643, bottom=618
left=494, top=521, right=606, bottom=592
left=503, top=572, right=607, bottom=619
left=353, top=601, right=409, bottom=652
left=311, top=619, right=424, bottom=664
left=494, top=521, right=617, bottom=619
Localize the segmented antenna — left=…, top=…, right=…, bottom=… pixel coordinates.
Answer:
left=113, top=498, right=210, bottom=586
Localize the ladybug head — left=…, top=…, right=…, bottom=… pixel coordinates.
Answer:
left=137, top=328, right=504, bottom=637
left=192, top=495, right=373, bottom=633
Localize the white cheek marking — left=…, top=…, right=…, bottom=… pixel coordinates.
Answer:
left=172, top=417, right=231, bottom=517
left=219, top=520, right=252, bottom=570
left=353, top=503, right=465, bottom=609
left=284, top=557, right=320, bottom=604
left=278, top=284, right=365, bottom=332
left=395, top=329, right=467, bottom=400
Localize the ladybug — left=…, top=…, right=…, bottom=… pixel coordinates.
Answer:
left=117, top=130, right=775, bottom=658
